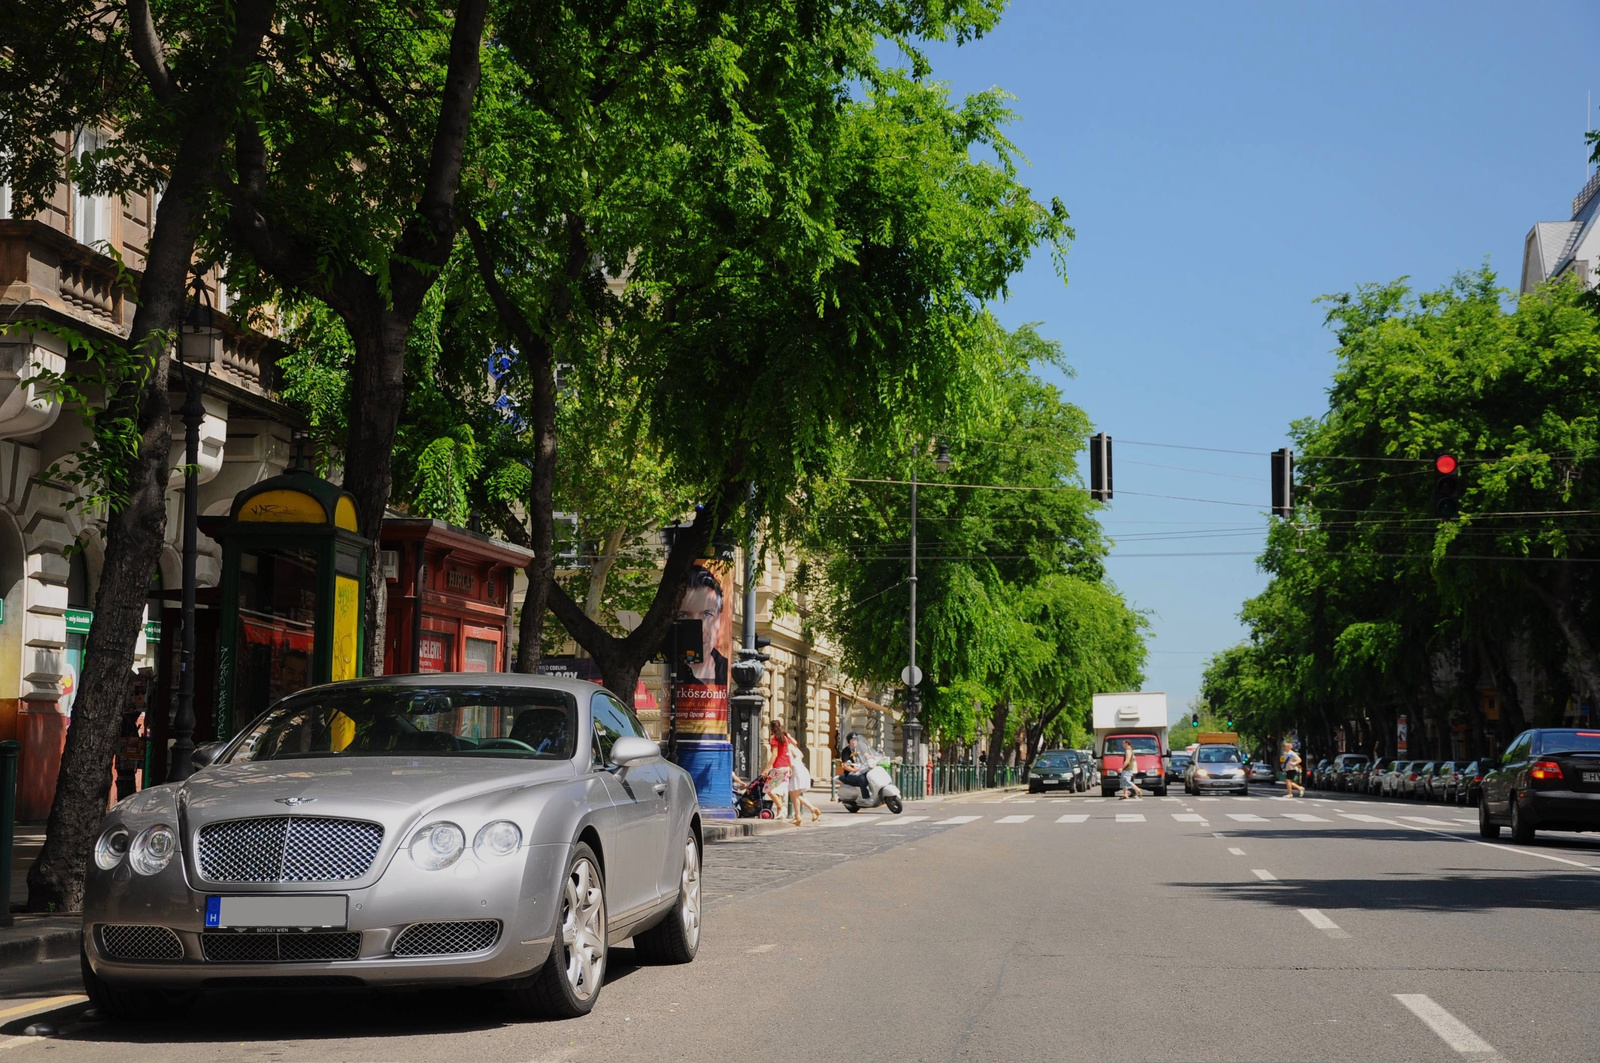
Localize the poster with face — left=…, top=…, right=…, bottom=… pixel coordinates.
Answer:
left=673, top=560, right=732, bottom=739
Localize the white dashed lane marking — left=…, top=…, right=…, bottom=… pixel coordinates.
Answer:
left=1227, top=813, right=1268, bottom=822
left=1282, top=813, right=1331, bottom=822
left=933, top=816, right=982, bottom=825
left=1252, top=869, right=1279, bottom=882
left=1227, top=847, right=1245, bottom=855
left=1115, top=813, right=1146, bottom=823
left=1055, top=814, right=1089, bottom=823
left=1297, top=908, right=1350, bottom=939
left=995, top=815, right=1034, bottom=824
left=1173, top=813, right=1206, bottom=823
left=1394, top=994, right=1506, bottom=1060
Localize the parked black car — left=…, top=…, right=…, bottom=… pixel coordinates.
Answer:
left=1309, top=759, right=1334, bottom=789
left=1028, top=749, right=1086, bottom=793
left=1331, top=753, right=1371, bottom=792
left=1455, top=760, right=1484, bottom=807
left=1479, top=729, right=1600, bottom=843
left=1167, top=752, right=1192, bottom=783
left=1428, top=760, right=1467, bottom=802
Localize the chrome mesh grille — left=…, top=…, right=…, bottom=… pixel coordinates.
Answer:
left=201, top=932, right=362, bottom=963
left=392, top=920, right=502, bottom=957
left=99, top=924, right=183, bottom=962
left=197, top=816, right=383, bottom=883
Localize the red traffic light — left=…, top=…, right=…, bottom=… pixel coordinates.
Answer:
left=1434, top=453, right=1458, bottom=475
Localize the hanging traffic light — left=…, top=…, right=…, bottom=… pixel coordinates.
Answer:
left=1433, top=452, right=1461, bottom=520
left=1089, top=433, right=1113, bottom=501
left=1225, top=715, right=1234, bottom=730
left=1191, top=712, right=1200, bottom=727
left=1271, top=448, right=1293, bottom=517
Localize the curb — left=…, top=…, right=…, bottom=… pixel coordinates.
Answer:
left=0, top=924, right=82, bottom=967
left=703, top=819, right=795, bottom=844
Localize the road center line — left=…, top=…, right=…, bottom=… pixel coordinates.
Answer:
left=1227, top=847, right=1245, bottom=855
left=747, top=943, right=777, bottom=954
left=1296, top=908, right=1350, bottom=938
left=1251, top=868, right=1279, bottom=882
left=1394, top=994, right=1505, bottom=1060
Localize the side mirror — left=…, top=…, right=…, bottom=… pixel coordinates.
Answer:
left=610, top=735, right=661, bottom=769
left=192, top=741, right=227, bottom=772
left=1479, top=755, right=1498, bottom=770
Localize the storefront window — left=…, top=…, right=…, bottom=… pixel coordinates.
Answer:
left=236, top=547, right=318, bottom=721
left=464, top=636, right=496, bottom=674
left=418, top=632, right=454, bottom=673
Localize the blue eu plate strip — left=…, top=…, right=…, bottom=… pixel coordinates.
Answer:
left=204, top=896, right=221, bottom=928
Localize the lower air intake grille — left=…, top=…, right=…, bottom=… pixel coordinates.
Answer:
left=201, top=931, right=361, bottom=963
left=392, top=920, right=502, bottom=957
left=99, top=924, right=183, bottom=962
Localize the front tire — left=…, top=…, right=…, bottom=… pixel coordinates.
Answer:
left=633, top=833, right=701, bottom=965
left=885, top=796, right=904, bottom=814
left=80, top=950, right=197, bottom=1021
left=1478, top=799, right=1501, bottom=839
left=507, top=843, right=607, bottom=1019
left=1510, top=797, right=1535, bottom=845
left=842, top=802, right=860, bottom=813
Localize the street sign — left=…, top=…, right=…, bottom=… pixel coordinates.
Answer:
left=901, top=665, right=923, bottom=686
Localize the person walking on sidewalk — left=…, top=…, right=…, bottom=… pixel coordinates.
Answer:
left=786, top=734, right=821, bottom=824
left=766, top=719, right=794, bottom=821
left=1117, top=739, right=1144, bottom=799
left=1282, top=742, right=1307, bottom=798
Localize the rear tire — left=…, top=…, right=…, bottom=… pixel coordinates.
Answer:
left=1510, top=797, right=1535, bottom=845
left=885, top=796, right=904, bottom=814
left=633, top=833, right=701, bottom=965
left=1478, top=799, right=1501, bottom=839
left=1028, top=781, right=1043, bottom=794
left=1102, top=787, right=1116, bottom=798
left=506, top=843, right=606, bottom=1019
left=80, top=950, right=196, bottom=1021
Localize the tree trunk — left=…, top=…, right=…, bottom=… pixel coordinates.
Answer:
left=1526, top=568, right=1600, bottom=710
left=986, top=699, right=1010, bottom=787
left=25, top=112, right=228, bottom=912
left=583, top=528, right=626, bottom=621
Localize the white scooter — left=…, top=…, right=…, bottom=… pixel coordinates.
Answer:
left=836, top=745, right=904, bottom=814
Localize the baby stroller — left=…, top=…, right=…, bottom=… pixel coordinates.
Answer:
left=735, top=774, right=778, bottom=819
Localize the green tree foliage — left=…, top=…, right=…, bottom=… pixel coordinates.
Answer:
left=1207, top=271, right=1600, bottom=762
left=806, top=326, right=1146, bottom=760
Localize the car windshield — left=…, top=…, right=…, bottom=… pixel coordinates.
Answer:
left=1106, top=736, right=1160, bottom=755
left=1536, top=730, right=1600, bottom=755
left=226, top=685, right=580, bottom=762
left=1170, top=755, right=1191, bottom=765
left=1035, top=756, right=1072, bottom=770
left=1196, top=747, right=1240, bottom=763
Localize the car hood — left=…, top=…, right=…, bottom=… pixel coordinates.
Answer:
left=177, top=756, right=579, bottom=832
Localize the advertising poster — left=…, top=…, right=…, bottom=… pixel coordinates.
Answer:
left=1397, top=714, right=1408, bottom=756
left=672, top=559, right=733, bottom=808
left=672, top=560, right=732, bottom=738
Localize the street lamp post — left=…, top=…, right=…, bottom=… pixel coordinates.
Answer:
left=167, top=275, right=220, bottom=783
left=902, top=442, right=952, bottom=768
left=730, top=485, right=768, bottom=780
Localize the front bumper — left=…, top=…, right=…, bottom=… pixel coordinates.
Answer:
left=82, top=843, right=570, bottom=989
left=1192, top=776, right=1248, bottom=791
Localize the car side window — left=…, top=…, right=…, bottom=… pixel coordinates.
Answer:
left=589, top=692, right=643, bottom=767
left=1504, top=732, right=1531, bottom=763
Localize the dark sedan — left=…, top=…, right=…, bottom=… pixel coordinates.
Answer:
left=1028, top=750, right=1085, bottom=793
left=1455, top=760, right=1484, bottom=807
left=1167, top=753, right=1192, bottom=783
left=1479, top=729, right=1600, bottom=843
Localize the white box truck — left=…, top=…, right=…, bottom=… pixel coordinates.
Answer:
left=1093, top=691, right=1169, bottom=797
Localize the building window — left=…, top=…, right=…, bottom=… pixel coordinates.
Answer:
left=72, top=129, right=113, bottom=248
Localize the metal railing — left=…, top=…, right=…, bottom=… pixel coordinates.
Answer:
left=829, top=762, right=1022, bottom=802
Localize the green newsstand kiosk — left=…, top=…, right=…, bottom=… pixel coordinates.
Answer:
left=208, top=468, right=371, bottom=738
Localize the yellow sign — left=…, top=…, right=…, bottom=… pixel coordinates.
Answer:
left=239, top=489, right=326, bottom=524
left=334, top=496, right=359, bottom=532
left=332, top=575, right=360, bottom=682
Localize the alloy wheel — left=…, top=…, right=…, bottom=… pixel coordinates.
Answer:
left=561, top=857, right=606, bottom=1000
left=679, top=839, right=702, bottom=949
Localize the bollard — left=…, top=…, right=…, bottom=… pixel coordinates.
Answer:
left=0, top=741, right=18, bottom=928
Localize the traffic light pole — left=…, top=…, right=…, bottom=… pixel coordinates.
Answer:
left=903, top=465, right=922, bottom=766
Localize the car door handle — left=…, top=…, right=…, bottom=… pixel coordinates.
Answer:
left=653, top=783, right=668, bottom=796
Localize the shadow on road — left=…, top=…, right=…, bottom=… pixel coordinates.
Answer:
left=1177, top=870, right=1596, bottom=914
left=36, top=946, right=647, bottom=1045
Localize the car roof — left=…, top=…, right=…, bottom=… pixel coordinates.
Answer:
left=283, top=672, right=612, bottom=701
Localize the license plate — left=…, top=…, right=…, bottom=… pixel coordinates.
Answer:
left=205, top=895, right=347, bottom=930
left=1584, top=772, right=1600, bottom=784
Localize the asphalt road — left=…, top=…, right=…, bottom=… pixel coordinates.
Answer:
left=4, top=787, right=1598, bottom=1062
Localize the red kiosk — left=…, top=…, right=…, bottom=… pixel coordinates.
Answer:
left=380, top=518, right=532, bottom=675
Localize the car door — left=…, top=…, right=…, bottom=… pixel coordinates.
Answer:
left=594, top=692, right=671, bottom=907
left=1488, top=733, right=1531, bottom=819
left=587, top=692, right=665, bottom=918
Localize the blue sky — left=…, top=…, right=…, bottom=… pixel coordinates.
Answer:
left=922, top=0, right=1600, bottom=715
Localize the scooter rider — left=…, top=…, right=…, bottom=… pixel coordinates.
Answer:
left=838, top=732, right=873, bottom=797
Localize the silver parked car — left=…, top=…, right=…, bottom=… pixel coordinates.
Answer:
left=81, top=675, right=702, bottom=1021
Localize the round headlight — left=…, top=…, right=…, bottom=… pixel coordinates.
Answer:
left=128, top=825, right=176, bottom=876
left=94, top=827, right=130, bottom=870
left=410, top=821, right=465, bottom=870
left=474, top=820, right=521, bottom=859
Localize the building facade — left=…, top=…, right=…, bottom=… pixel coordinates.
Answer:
left=1520, top=169, right=1600, bottom=293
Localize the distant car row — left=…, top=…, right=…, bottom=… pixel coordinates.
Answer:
left=1302, top=753, right=1485, bottom=805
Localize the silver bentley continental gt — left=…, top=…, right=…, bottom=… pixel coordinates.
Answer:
left=80, top=675, right=702, bottom=1020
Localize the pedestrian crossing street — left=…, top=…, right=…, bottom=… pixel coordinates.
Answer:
left=842, top=796, right=1481, bottom=831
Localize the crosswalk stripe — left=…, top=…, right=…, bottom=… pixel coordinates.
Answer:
left=1173, top=813, right=1206, bottom=823
left=1056, top=814, right=1089, bottom=823
left=1339, top=813, right=1390, bottom=823
left=1283, top=813, right=1331, bottom=822
left=1227, top=847, right=1246, bottom=855
left=1196, top=797, right=1219, bottom=801
left=869, top=815, right=928, bottom=825
left=1399, top=816, right=1460, bottom=827
left=995, top=815, right=1033, bottom=824
left=1116, top=813, right=1146, bottom=823
left=1227, top=813, right=1268, bottom=822
left=1252, top=868, right=1279, bottom=882
left=934, top=815, right=982, bottom=825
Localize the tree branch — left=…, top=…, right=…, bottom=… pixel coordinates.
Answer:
left=124, top=0, right=173, bottom=102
